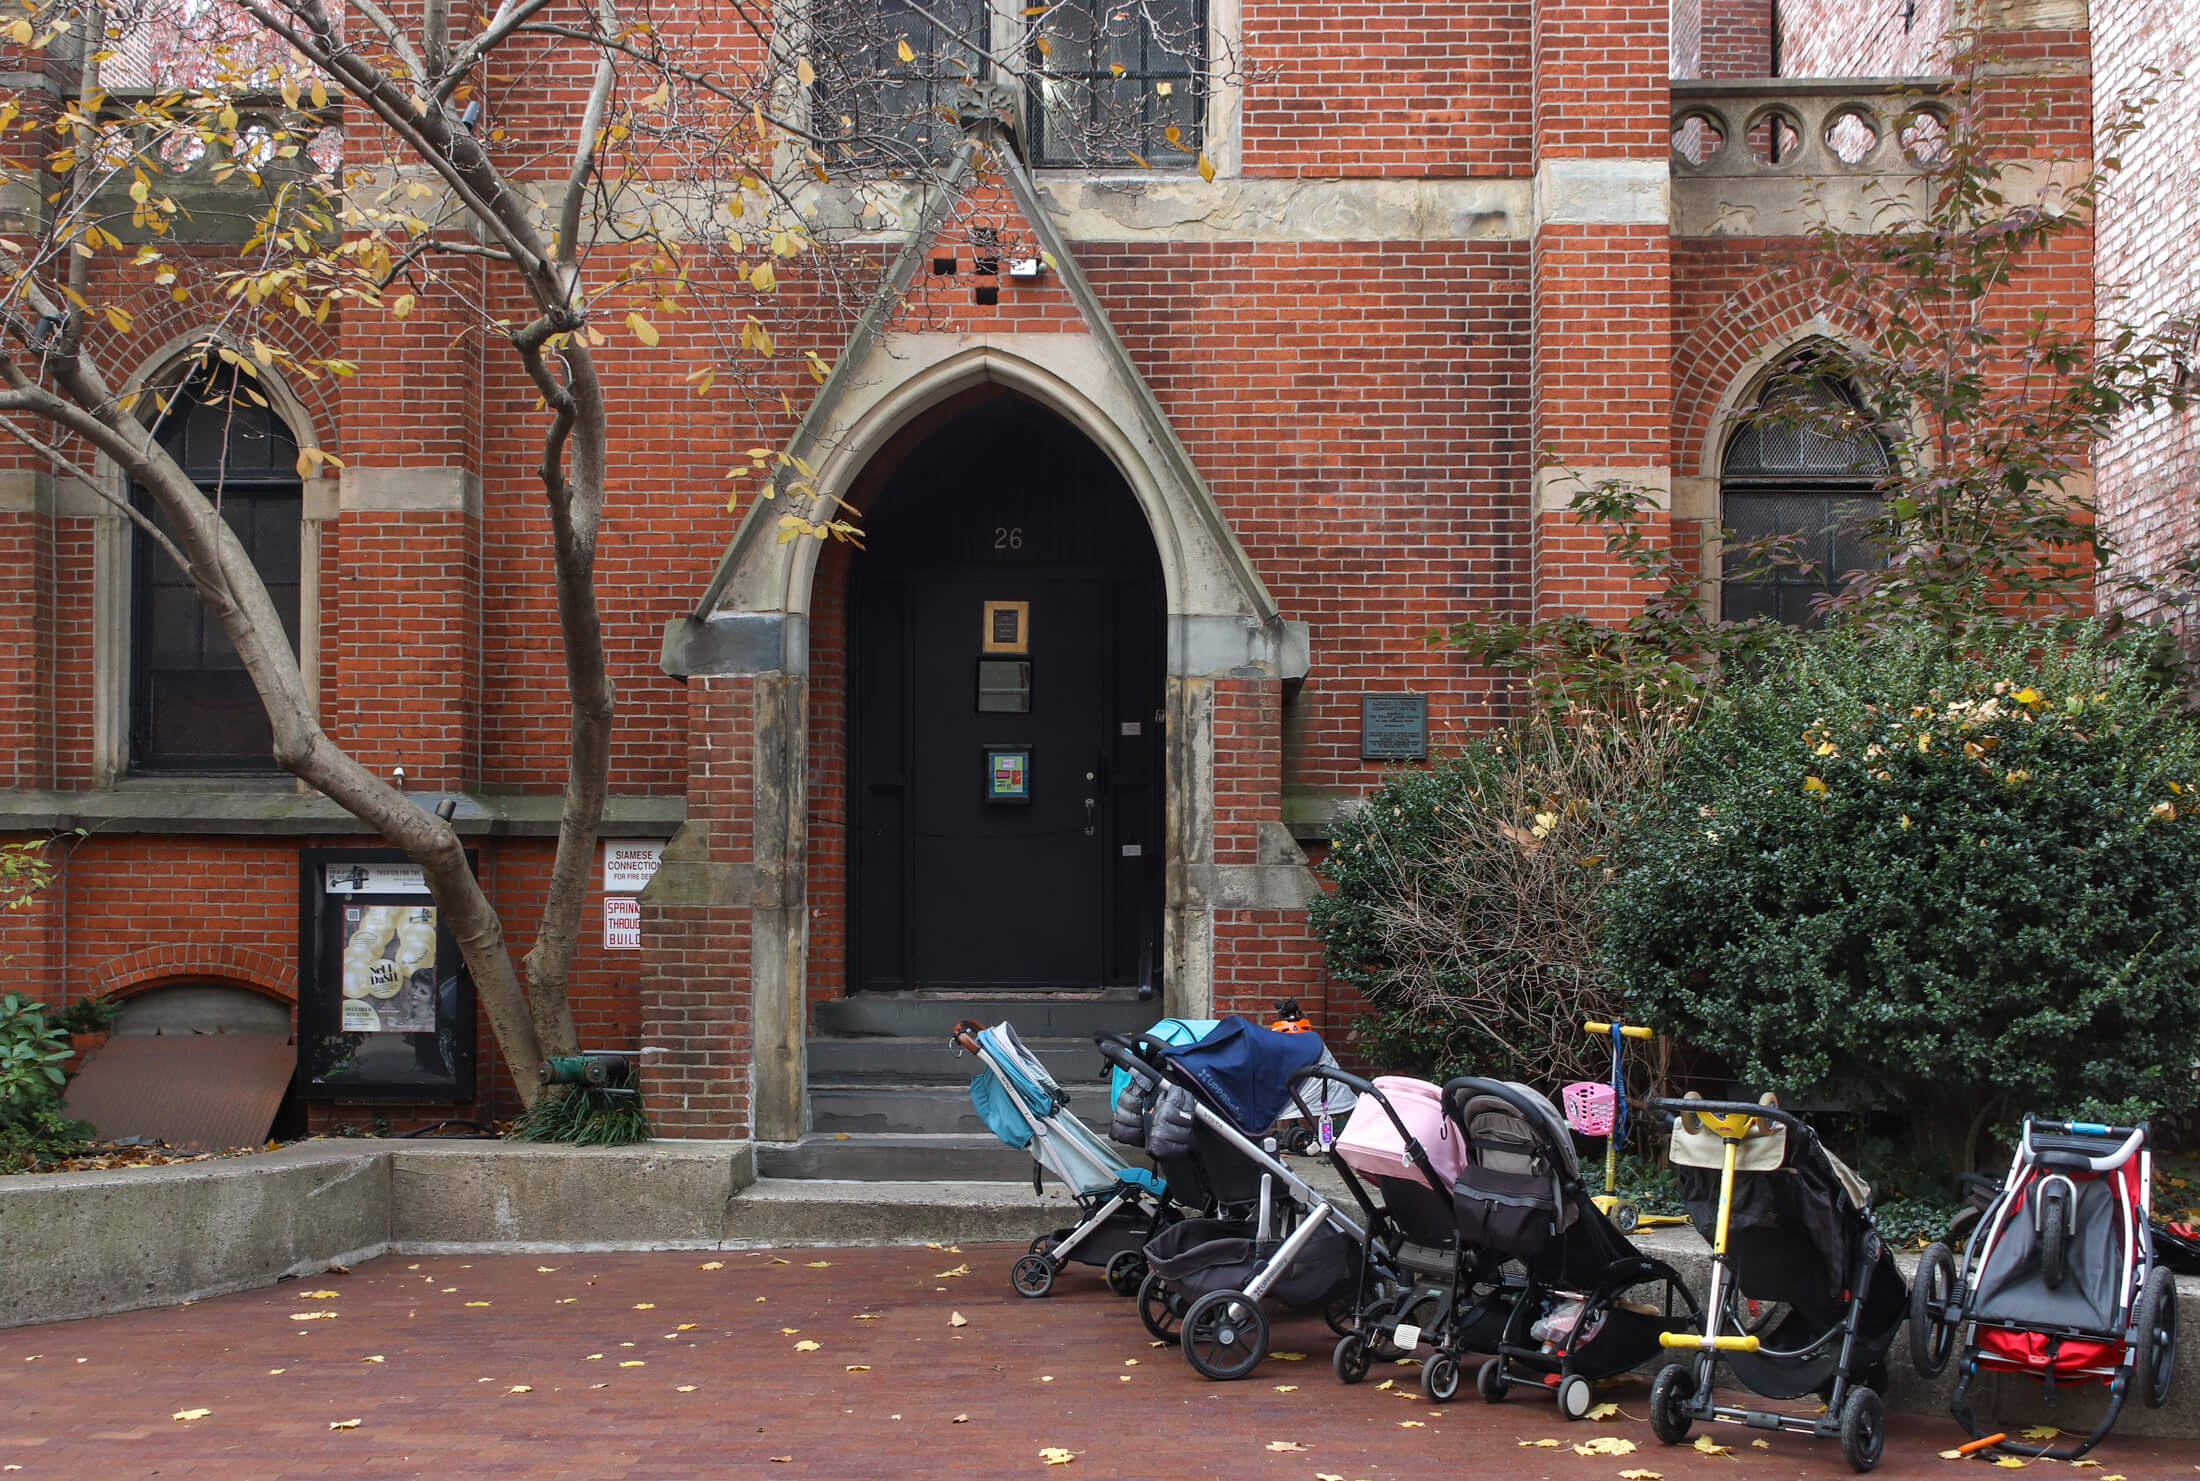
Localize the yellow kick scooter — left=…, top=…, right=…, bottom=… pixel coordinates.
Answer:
left=1563, top=1020, right=1690, bottom=1233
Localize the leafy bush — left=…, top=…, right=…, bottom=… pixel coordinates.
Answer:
left=58, top=992, right=125, bottom=1036
left=1602, top=625, right=2200, bottom=1172
left=1313, top=707, right=1690, bottom=1088
left=0, top=993, right=71, bottom=1116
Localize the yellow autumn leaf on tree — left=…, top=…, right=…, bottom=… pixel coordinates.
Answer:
left=1803, top=775, right=1827, bottom=794
left=627, top=313, right=659, bottom=346
left=1197, top=153, right=1216, bottom=183
left=796, top=55, right=816, bottom=85
left=391, top=294, right=415, bottom=320
left=896, top=37, right=915, bottom=62
left=751, top=263, right=777, bottom=292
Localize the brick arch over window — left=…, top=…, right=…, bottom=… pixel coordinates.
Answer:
left=1673, top=278, right=1875, bottom=477
left=91, top=944, right=297, bottom=1001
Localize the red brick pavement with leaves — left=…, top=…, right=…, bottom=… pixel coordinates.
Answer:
left=0, top=1244, right=2189, bottom=1480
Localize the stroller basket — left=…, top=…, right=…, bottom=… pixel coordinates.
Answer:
left=1145, top=1216, right=1358, bottom=1310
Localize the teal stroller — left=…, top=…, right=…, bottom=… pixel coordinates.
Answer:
left=952, top=1019, right=1180, bottom=1298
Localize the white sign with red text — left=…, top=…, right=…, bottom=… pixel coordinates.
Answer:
left=603, top=896, right=642, bottom=950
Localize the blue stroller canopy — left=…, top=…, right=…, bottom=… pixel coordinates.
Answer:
left=1162, top=1015, right=1326, bottom=1135
left=1111, top=1017, right=1221, bottom=1107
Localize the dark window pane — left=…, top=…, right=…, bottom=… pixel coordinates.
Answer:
left=130, top=362, right=302, bottom=773
left=1720, top=368, right=1887, bottom=630
left=813, top=0, right=987, bottom=168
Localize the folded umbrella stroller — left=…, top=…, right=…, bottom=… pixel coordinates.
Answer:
left=1909, top=1116, right=2175, bottom=1462
left=1645, top=1096, right=1908, bottom=1473
left=951, top=1019, right=1177, bottom=1299
left=1369, top=1078, right=1697, bottom=1413
left=1099, top=1016, right=1391, bottom=1381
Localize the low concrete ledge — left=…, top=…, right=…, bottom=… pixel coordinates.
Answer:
left=0, top=1138, right=754, bottom=1329
left=0, top=1143, right=389, bottom=1329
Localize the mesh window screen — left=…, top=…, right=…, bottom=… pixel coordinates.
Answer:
left=1720, top=369, right=1889, bottom=628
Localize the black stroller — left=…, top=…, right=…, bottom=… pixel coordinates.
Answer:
left=1096, top=1018, right=1389, bottom=1381
left=1645, top=1096, right=1908, bottom=1473
left=1909, top=1116, right=2175, bottom=1461
left=1385, top=1078, right=1697, bottom=1414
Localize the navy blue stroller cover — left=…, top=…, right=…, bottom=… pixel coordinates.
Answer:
left=1160, top=1016, right=1326, bottom=1134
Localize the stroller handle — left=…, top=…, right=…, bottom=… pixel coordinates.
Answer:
left=2021, top=1115, right=2146, bottom=1170
left=950, top=1019, right=986, bottom=1057
left=1646, top=1096, right=1806, bottom=1138
left=1092, top=1033, right=1163, bottom=1086
left=1290, top=1063, right=1375, bottom=1100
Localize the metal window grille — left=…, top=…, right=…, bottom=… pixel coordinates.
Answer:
left=1720, top=372, right=1889, bottom=627
left=1026, top=0, right=1204, bottom=167
left=811, top=0, right=991, bottom=169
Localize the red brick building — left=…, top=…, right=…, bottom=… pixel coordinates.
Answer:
left=0, top=0, right=2122, bottom=1173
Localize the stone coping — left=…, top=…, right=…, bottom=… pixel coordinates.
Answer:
left=0, top=787, right=685, bottom=837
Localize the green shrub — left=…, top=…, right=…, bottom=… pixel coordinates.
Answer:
left=0, top=992, right=71, bottom=1117
left=1313, top=707, right=1690, bottom=1089
left=1602, top=625, right=2200, bottom=1173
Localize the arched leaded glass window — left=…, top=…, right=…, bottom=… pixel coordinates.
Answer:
left=129, top=360, right=302, bottom=772
left=1720, top=365, right=1890, bottom=627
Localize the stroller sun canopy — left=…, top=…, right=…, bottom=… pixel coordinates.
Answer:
left=968, top=1023, right=1163, bottom=1200
left=1161, top=1015, right=1326, bottom=1135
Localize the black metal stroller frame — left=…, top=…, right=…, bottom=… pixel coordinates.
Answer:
left=1437, top=1077, right=1700, bottom=1418
left=1644, top=1097, right=1900, bottom=1474
left=1911, top=1116, right=2176, bottom=1462
left=1096, top=1034, right=1386, bottom=1381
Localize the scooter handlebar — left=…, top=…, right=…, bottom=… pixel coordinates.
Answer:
left=1646, top=1096, right=1806, bottom=1138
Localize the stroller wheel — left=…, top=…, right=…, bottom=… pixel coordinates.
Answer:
left=2137, top=1263, right=2178, bottom=1408
left=1332, top=1332, right=1373, bottom=1385
left=1182, top=1290, right=1270, bottom=1381
left=1837, top=1385, right=1885, bottom=1473
left=1556, top=1373, right=1594, bottom=1420
left=1322, top=1292, right=1359, bottom=1339
left=1648, top=1363, right=1694, bottom=1445
left=1104, top=1251, right=1147, bottom=1299
left=1027, top=1233, right=1055, bottom=1257
left=1474, top=1357, right=1508, bottom=1404
left=1420, top=1351, right=1462, bottom=1404
left=1908, top=1242, right=1959, bottom=1379
left=1137, top=1269, right=1183, bottom=1345
left=1010, top=1253, right=1057, bottom=1299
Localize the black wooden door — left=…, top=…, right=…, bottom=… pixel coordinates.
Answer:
left=848, top=398, right=1162, bottom=992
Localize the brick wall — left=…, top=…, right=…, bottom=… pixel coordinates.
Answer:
left=2094, top=0, right=2200, bottom=631
left=1776, top=0, right=1951, bottom=76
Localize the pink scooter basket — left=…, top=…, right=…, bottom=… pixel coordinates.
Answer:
left=1334, top=1076, right=1465, bottom=1190
left=1562, top=1081, right=1618, bottom=1137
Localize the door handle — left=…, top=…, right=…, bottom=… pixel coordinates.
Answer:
left=1084, top=796, right=1097, bottom=836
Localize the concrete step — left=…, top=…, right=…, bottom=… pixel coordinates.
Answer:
left=809, top=1035, right=1114, bottom=1086
left=722, top=1178, right=1073, bottom=1249
left=813, top=991, right=1156, bottom=1040
left=757, top=1133, right=1053, bottom=1182
left=808, top=1083, right=1113, bottom=1138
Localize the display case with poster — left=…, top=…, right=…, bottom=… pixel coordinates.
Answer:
left=298, top=847, right=477, bottom=1101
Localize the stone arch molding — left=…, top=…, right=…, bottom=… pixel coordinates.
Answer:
left=81, top=329, right=331, bottom=785
left=665, top=340, right=1307, bottom=681
left=1694, top=315, right=1880, bottom=478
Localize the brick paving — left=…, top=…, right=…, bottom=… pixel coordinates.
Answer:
left=1, top=1245, right=2190, bottom=1480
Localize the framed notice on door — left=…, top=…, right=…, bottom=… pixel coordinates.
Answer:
left=984, top=745, right=1032, bottom=802
left=981, top=600, right=1029, bottom=653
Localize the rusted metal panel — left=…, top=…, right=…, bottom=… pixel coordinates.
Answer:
left=60, top=1035, right=295, bottom=1153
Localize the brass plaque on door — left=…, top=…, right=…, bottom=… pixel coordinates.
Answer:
left=981, top=599, right=1029, bottom=654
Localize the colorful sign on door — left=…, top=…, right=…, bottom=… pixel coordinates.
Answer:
left=986, top=747, right=1031, bottom=802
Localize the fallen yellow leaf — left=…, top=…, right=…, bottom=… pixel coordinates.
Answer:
left=846, top=1365, right=872, bottom=1372
left=1574, top=1436, right=1637, bottom=1456
left=770, top=1257, right=790, bottom=1266
left=508, top=1385, right=532, bottom=1393
left=781, top=1328, right=801, bottom=1335
left=2021, top=1426, right=2060, bottom=1441
left=700, top=1261, right=724, bottom=1270
left=1751, top=1441, right=1769, bottom=1450
left=634, top=1303, right=655, bottom=1311
left=290, top=1311, right=338, bottom=1321
left=300, top=1290, right=341, bottom=1299
left=536, top=1266, right=558, bottom=1273
left=793, top=1341, right=820, bottom=1353
left=1398, top=1420, right=1424, bottom=1428
left=1273, top=1351, right=1307, bottom=1361
left=619, top=1361, right=646, bottom=1368
left=172, top=1409, right=211, bottom=1422
left=1693, top=1435, right=1731, bottom=1456
left=267, top=1368, right=284, bottom=1374
left=1274, top=1384, right=1299, bottom=1393
left=952, top=1414, right=969, bottom=1424
left=853, top=1314, right=882, bottom=1322
left=1516, top=1439, right=1562, bottom=1448
left=1940, top=1453, right=1966, bottom=1462
left=677, top=1324, right=697, bottom=1331
left=934, top=1265, right=971, bottom=1279
left=676, top=1385, right=698, bottom=1393
left=806, top=1260, right=832, bottom=1268
left=1620, top=1472, right=1664, bottom=1481
left=1991, top=1460, right=2027, bottom=1471
left=464, top=1302, right=491, bottom=1308
left=1040, top=1447, right=1075, bottom=1466
left=1378, top=1379, right=1396, bottom=1391
left=769, top=1457, right=791, bottom=1464
left=1265, top=1441, right=1309, bottom=1453
left=950, top=1312, right=968, bottom=1328
left=1587, top=1402, right=1621, bottom=1420
left=329, top=1418, right=361, bottom=1430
